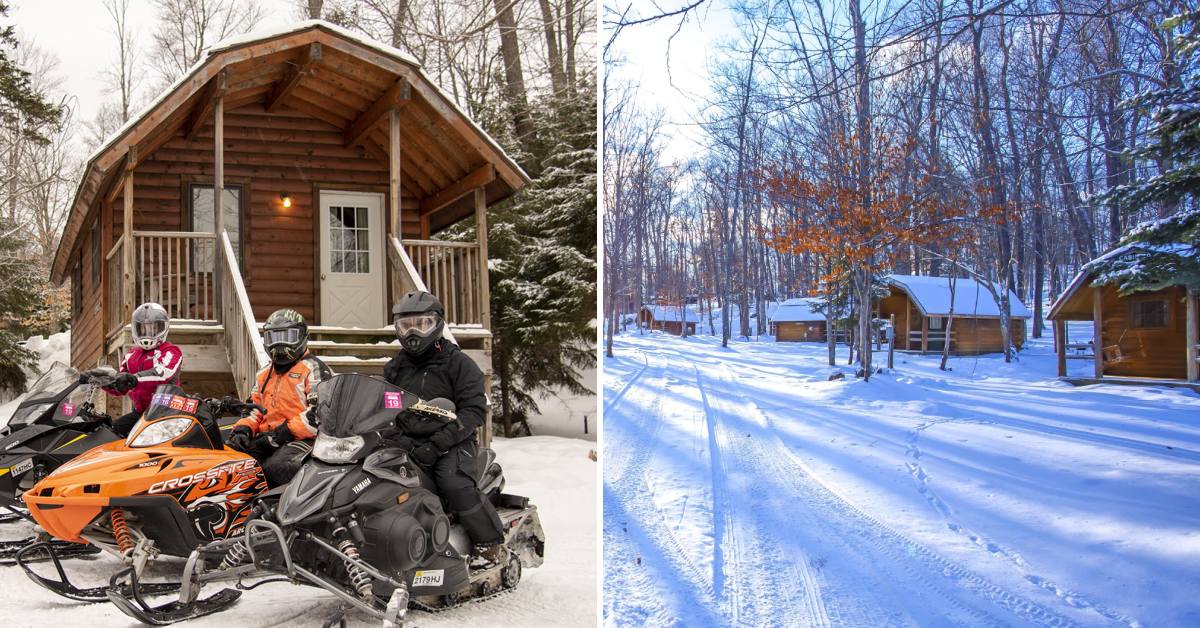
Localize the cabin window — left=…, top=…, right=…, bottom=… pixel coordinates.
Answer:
left=189, top=183, right=243, bottom=270
left=90, top=219, right=101, bottom=284
left=928, top=316, right=944, bottom=330
left=329, top=205, right=371, bottom=273
left=71, top=261, right=82, bottom=318
left=1131, top=299, right=1168, bottom=329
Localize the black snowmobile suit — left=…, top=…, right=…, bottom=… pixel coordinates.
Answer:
left=382, top=340, right=504, bottom=545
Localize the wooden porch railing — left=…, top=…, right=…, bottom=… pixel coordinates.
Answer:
left=105, top=235, right=126, bottom=337
left=218, top=230, right=268, bottom=398
left=400, top=239, right=484, bottom=327
left=132, top=230, right=217, bottom=321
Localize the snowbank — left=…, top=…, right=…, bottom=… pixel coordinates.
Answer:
left=0, top=331, right=71, bottom=424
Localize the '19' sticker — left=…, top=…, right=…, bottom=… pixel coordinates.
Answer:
left=61, top=403, right=76, bottom=416
left=383, top=392, right=403, bottom=409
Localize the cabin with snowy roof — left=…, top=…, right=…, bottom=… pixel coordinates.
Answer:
left=877, top=275, right=1030, bottom=354
left=1048, top=245, right=1198, bottom=383
left=769, top=297, right=830, bottom=342
left=51, top=21, right=528, bottom=418
left=638, top=305, right=697, bottom=336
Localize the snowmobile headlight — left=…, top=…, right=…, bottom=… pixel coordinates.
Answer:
left=128, top=418, right=193, bottom=447
left=313, top=434, right=365, bottom=463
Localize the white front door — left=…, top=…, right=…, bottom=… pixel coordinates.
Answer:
left=319, top=191, right=385, bottom=328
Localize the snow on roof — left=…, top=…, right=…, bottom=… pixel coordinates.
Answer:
left=770, top=297, right=827, bottom=323
left=1050, top=242, right=1194, bottom=317
left=888, top=275, right=1032, bottom=319
left=641, top=305, right=699, bottom=323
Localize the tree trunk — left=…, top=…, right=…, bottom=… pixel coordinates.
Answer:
left=537, top=0, right=567, bottom=94
left=493, top=0, right=535, bottom=162
left=307, top=0, right=322, bottom=19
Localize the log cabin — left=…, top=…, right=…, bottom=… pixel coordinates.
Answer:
left=50, top=22, right=529, bottom=440
left=637, top=305, right=697, bottom=336
left=1048, top=245, right=1199, bottom=384
left=769, top=297, right=829, bottom=342
left=877, top=275, right=1029, bottom=354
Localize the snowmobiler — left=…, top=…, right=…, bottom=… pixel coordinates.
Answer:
left=0, top=364, right=125, bottom=562
left=17, top=386, right=269, bottom=603
left=385, top=291, right=507, bottom=560
left=229, top=308, right=331, bottom=487
left=106, top=373, right=544, bottom=626
left=105, top=302, right=184, bottom=437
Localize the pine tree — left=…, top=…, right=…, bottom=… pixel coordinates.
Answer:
left=0, top=217, right=41, bottom=391
left=1093, top=10, right=1200, bottom=293
left=489, top=78, right=597, bottom=436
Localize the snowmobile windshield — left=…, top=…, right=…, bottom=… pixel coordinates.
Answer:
left=129, top=385, right=221, bottom=449
left=313, top=374, right=424, bottom=438
left=8, top=364, right=81, bottom=427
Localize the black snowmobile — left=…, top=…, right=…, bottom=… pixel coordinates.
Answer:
left=0, top=364, right=124, bottom=562
left=108, top=373, right=545, bottom=626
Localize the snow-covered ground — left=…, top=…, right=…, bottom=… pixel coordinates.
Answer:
left=528, top=368, right=598, bottom=441
left=0, top=435, right=596, bottom=627
left=603, top=331, right=1200, bottom=626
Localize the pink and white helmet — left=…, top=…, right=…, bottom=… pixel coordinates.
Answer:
left=132, top=302, right=170, bottom=350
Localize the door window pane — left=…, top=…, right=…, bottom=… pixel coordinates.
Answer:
left=329, top=205, right=370, bottom=274
left=191, top=185, right=242, bottom=271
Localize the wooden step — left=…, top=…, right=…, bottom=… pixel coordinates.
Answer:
left=180, top=344, right=232, bottom=373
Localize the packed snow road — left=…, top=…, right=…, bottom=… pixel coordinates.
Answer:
left=603, top=332, right=1200, bottom=627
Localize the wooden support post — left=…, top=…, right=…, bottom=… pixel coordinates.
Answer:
left=475, top=187, right=491, bottom=334
left=121, top=157, right=135, bottom=324
left=1093, top=286, right=1104, bottom=379
left=213, top=91, right=224, bottom=307
left=389, top=107, right=401, bottom=238
left=1055, top=318, right=1066, bottom=378
left=1188, top=291, right=1198, bottom=383
left=920, top=316, right=929, bottom=354
left=905, top=298, right=912, bottom=350
left=888, top=314, right=895, bottom=369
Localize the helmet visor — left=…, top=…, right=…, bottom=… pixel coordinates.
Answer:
left=394, top=315, right=439, bottom=337
left=264, top=327, right=302, bottom=347
left=134, top=320, right=167, bottom=340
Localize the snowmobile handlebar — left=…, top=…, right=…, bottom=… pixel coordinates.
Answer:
left=216, top=396, right=267, bottom=417
left=78, top=367, right=119, bottom=387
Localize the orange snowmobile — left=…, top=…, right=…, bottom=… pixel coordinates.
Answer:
left=17, top=383, right=268, bottom=614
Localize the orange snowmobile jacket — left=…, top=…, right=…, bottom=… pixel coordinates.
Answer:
left=235, top=353, right=332, bottom=440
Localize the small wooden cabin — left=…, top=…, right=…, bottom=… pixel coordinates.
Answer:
left=50, top=22, right=528, bottom=424
left=878, top=275, right=1029, bottom=354
left=638, top=305, right=697, bottom=336
left=769, top=298, right=828, bottom=342
left=1048, top=246, right=1198, bottom=383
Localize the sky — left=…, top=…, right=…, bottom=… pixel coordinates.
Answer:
left=10, top=0, right=300, bottom=138
left=605, top=0, right=739, bottom=163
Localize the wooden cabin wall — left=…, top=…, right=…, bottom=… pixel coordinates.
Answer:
left=950, top=318, right=1027, bottom=354
left=110, top=105, right=423, bottom=322
left=69, top=206, right=105, bottom=368
left=776, top=321, right=825, bottom=342
left=1099, top=285, right=1186, bottom=379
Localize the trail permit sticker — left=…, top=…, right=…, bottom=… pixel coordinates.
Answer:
left=61, top=402, right=76, bottom=416
left=412, top=569, right=444, bottom=587
left=383, top=392, right=403, bottom=409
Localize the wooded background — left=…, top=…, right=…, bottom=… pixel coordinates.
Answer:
left=604, top=0, right=1197, bottom=378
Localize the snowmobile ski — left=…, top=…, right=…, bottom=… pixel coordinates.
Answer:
left=16, top=541, right=178, bottom=602
left=0, top=537, right=100, bottom=565
left=107, top=567, right=242, bottom=625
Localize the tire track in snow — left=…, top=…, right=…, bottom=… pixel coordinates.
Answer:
left=710, top=365, right=1092, bottom=627
left=904, top=418, right=1137, bottom=626
left=602, top=348, right=721, bottom=623
left=696, top=366, right=832, bottom=627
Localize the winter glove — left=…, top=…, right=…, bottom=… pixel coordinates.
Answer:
left=306, top=404, right=320, bottom=429
left=228, top=426, right=254, bottom=452
left=380, top=433, right=416, bottom=452
left=429, top=427, right=458, bottom=452
left=112, top=373, right=138, bottom=393
left=410, top=443, right=440, bottom=467
left=266, top=423, right=295, bottom=448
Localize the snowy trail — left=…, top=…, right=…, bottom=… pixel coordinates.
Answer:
left=604, top=332, right=1200, bottom=626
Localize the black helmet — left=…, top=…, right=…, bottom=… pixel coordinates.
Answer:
left=263, top=309, right=308, bottom=364
left=132, top=302, right=170, bottom=350
left=392, top=291, right=444, bottom=355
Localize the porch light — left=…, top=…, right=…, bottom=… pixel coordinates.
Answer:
left=280, top=193, right=292, bottom=208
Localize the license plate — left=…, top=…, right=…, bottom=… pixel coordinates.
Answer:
left=10, top=457, right=33, bottom=476
left=412, top=569, right=444, bottom=587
